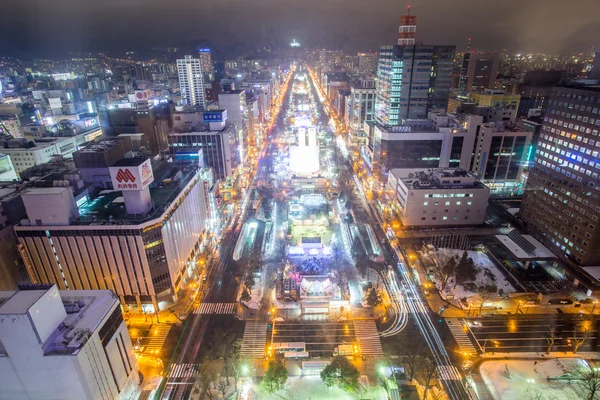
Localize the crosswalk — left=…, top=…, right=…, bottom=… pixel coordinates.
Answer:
left=193, top=302, right=237, bottom=315
left=437, top=365, right=462, bottom=381
left=446, top=318, right=477, bottom=355
left=353, top=320, right=384, bottom=356
left=168, top=363, right=200, bottom=379
left=145, top=324, right=171, bottom=354
left=240, top=321, right=268, bottom=358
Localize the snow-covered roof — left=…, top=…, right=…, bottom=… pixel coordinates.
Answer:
left=495, top=234, right=556, bottom=259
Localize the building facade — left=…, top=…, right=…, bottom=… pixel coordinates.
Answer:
left=459, top=52, right=500, bottom=92
left=0, top=286, right=139, bottom=400
left=521, top=85, right=600, bottom=267
left=388, top=168, right=489, bottom=227
left=177, top=55, right=206, bottom=108
left=15, top=161, right=216, bottom=310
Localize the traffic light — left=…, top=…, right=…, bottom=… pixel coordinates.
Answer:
left=438, top=318, right=443, bottom=323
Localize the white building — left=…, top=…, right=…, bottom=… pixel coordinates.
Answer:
left=2, top=137, right=79, bottom=174
left=15, top=159, right=217, bottom=311
left=0, top=154, right=18, bottom=181
left=0, top=285, right=139, bottom=400
left=388, top=168, right=489, bottom=227
left=177, top=55, right=206, bottom=108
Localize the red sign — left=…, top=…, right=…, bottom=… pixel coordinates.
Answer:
left=115, top=169, right=136, bottom=183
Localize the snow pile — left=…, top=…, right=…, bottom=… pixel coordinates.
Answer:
left=479, top=358, right=586, bottom=400
left=422, top=249, right=516, bottom=301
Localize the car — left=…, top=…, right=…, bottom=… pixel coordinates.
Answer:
left=468, top=321, right=482, bottom=328
left=179, top=314, right=187, bottom=321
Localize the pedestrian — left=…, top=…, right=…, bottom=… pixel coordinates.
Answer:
left=534, top=361, right=538, bottom=366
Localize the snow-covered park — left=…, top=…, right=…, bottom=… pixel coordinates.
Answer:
left=480, top=358, right=588, bottom=400
left=420, top=248, right=516, bottom=304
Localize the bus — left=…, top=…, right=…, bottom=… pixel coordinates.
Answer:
left=272, top=342, right=306, bottom=354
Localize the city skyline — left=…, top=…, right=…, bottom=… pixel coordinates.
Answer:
left=1, top=0, right=599, bottom=59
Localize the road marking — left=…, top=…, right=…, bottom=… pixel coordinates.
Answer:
left=353, top=320, right=384, bottom=356
left=240, top=320, right=268, bottom=358
left=438, top=365, right=462, bottom=381
left=446, top=318, right=477, bottom=355
left=168, top=363, right=200, bottom=379
left=194, top=302, right=237, bottom=315
left=144, top=324, right=171, bottom=353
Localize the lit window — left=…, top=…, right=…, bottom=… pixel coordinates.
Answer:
left=423, top=202, right=428, bottom=206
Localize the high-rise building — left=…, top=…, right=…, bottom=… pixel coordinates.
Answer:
left=521, top=85, right=600, bottom=268
left=218, top=90, right=247, bottom=163
left=375, top=8, right=455, bottom=125
left=459, top=52, right=500, bottom=92
left=347, top=78, right=376, bottom=142
left=168, top=110, right=241, bottom=179
left=0, top=285, right=140, bottom=400
left=177, top=55, right=206, bottom=108
left=199, top=48, right=215, bottom=81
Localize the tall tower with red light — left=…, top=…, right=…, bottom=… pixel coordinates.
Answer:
left=398, top=6, right=417, bottom=46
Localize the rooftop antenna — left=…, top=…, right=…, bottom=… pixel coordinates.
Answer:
left=466, top=37, right=471, bottom=53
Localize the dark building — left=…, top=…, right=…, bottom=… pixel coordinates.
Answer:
left=459, top=53, right=500, bottom=92
left=521, top=85, right=600, bottom=278
left=517, top=70, right=563, bottom=117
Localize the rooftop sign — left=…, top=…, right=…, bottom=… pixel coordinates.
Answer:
left=109, top=158, right=154, bottom=191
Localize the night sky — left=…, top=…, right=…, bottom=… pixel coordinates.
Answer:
left=1, top=0, right=599, bottom=59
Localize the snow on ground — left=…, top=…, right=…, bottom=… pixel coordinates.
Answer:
left=243, top=375, right=388, bottom=400
left=479, top=358, right=586, bottom=400
left=421, top=249, right=516, bottom=301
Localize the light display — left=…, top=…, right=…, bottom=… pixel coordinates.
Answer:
left=289, top=146, right=319, bottom=174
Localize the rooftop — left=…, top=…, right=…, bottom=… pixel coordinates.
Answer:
left=74, top=162, right=203, bottom=226
left=397, top=169, right=487, bottom=190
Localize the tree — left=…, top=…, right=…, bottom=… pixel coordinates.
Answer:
left=240, top=287, right=251, bottom=302
left=262, top=358, right=288, bottom=394
left=196, top=360, right=219, bottom=400
left=477, top=278, right=496, bottom=315
left=366, top=287, right=383, bottom=308
left=545, top=327, right=557, bottom=355
left=455, top=252, right=478, bottom=286
left=432, top=253, right=458, bottom=291
left=331, top=240, right=346, bottom=270
left=417, top=356, right=438, bottom=400
left=274, top=237, right=287, bottom=262
left=320, top=355, right=361, bottom=392
left=573, top=323, right=591, bottom=353
left=573, top=363, right=600, bottom=400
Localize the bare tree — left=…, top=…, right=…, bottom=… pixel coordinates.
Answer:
left=216, top=376, right=233, bottom=399
left=546, top=327, right=556, bottom=355
left=573, top=362, right=600, bottom=400
left=418, top=355, right=438, bottom=400
left=196, top=360, right=219, bottom=400
left=331, top=240, right=346, bottom=270
left=573, top=324, right=591, bottom=354
left=273, top=237, right=287, bottom=262
left=432, top=255, right=457, bottom=291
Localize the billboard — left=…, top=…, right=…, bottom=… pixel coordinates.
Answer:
left=109, top=158, right=154, bottom=191
left=73, top=117, right=99, bottom=134
left=203, top=110, right=227, bottom=123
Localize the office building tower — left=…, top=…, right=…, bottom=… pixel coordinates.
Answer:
left=15, top=157, right=217, bottom=310
left=375, top=8, right=455, bottom=125
left=0, top=285, right=140, bottom=400
left=199, top=48, right=215, bottom=81
left=347, top=78, right=376, bottom=143
left=168, top=110, right=240, bottom=179
left=459, top=52, right=500, bottom=92
left=521, top=85, right=600, bottom=268
left=218, top=90, right=247, bottom=162
left=177, top=55, right=206, bottom=108
left=429, top=46, right=456, bottom=111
